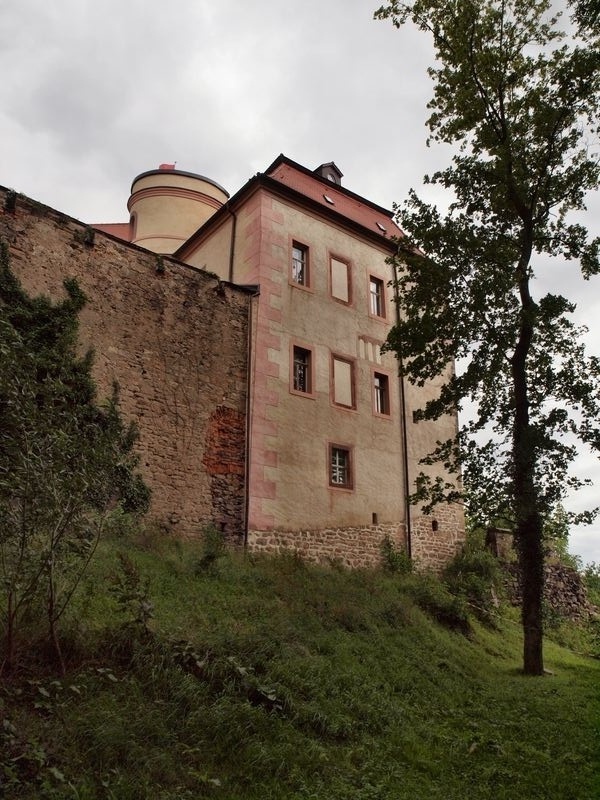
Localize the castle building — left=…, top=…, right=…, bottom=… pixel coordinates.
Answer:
left=2, top=155, right=464, bottom=569
left=95, top=154, right=465, bottom=567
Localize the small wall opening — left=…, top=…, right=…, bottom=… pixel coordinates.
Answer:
left=431, top=519, right=439, bottom=532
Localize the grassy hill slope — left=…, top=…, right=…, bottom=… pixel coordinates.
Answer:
left=2, top=532, right=599, bottom=800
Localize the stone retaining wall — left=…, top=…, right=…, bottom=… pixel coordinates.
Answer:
left=505, top=561, right=595, bottom=620
left=411, top=505, right=465, bottom=572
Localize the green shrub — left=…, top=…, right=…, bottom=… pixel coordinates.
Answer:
left=109, top=552, right=154, bottom=634
left=546, top=616, right=600, bottom=659
left=583, top=562, right=600, bottom=606
left=443, top=544, right=502, bottom=625
left=380, top=535, right=412, bottom=574
left=103, top=507, right=142, bottom=539
left=401, top=574, right=471, bottom=634
left=194, top=525, right=228, bottom=573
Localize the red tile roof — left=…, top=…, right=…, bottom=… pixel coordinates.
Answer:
left=93, top=222, right=132, bottom=240
left=265, top=158, right=402, bottom=241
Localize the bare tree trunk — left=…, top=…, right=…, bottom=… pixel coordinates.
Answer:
left=512, top=244, right=544, bottom=676
left=47, top=555, right=66, bottom=676
left=1, top=592, right=16, bottom=676
left=519, top=513, right=544, bottom=675
left=513, top=427, right=545, bottom=676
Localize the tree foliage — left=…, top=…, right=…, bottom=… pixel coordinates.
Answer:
left=572, top=0, right=600, bottom=30
left=0, top=242, right=150, bottom=673
left=376, top=0, right=600, bottom=673
left=543, top=503, right=583, bottom=570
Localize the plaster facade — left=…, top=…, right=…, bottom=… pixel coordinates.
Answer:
left=177, top=156, right=465, bottom=570
left=95, top=165, right=230, bottom=255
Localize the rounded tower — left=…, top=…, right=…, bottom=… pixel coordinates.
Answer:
left=127, top=164, right=229, bottom=254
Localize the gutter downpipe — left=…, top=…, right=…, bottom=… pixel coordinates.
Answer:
left=392, top=256, right=413, bottom=560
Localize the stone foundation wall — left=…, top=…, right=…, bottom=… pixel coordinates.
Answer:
left=411, top=505, right=466, bottom=572
left=0, top=189, right=251, bottom=540
left=248, top=524, right=407, bottom=569
left=505, top=562, right=595, bottom=620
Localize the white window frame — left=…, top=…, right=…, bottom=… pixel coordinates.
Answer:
left=373, top=370, right=391, bottom=416
left=369, top=275, right=385, bottom=318
left=329, top=443, right=353, bottom=489
left=291, top=242, right=309, bottom=287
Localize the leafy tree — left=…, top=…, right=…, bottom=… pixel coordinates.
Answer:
left=583, top=561, right=600, bottom=605
left=375, top=0, right=600, bottom=674
left=543, top=503, right=583, bottom=570
left=0, top=242, right=149, bottom=673
left=572, top=0, right=600, bottom=30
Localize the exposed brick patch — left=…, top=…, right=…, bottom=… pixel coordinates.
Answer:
left=202, top=406, right=246, bottom=542
left=202, top=406, right=245, bottom=476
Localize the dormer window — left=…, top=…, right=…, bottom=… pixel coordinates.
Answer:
left=314, top=162, right=343, bottom=186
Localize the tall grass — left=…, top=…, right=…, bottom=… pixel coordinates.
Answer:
left=2, top=532, right=598, bottom=799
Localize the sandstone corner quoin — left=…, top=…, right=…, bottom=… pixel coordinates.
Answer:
left=0, top=156, right=465, bottom=570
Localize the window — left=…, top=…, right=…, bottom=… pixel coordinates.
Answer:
left=332, top=355, right=355, bottom=408
left=292, top=345, right=312, bottom=394
left=369, top=276, right=385, bottom=318
left=373, top=372, right=390, bottom=415
left=331, top=257, right=350, bottom=303
left=329, top=445, right=353, bottom=489
left=292, top=243, right=308, bottom=286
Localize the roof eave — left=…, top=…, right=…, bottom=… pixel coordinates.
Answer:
left=175, top=172, right=401, bottom=261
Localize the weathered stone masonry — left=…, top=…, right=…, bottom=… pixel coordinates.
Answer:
left=0, top=188, right=252, bottom=540
left=249, top=524, right=407, bottom=570
left=411, top=505, right=465, bottom=573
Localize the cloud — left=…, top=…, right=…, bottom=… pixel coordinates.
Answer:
left=1, top=0, right=439, bottom=221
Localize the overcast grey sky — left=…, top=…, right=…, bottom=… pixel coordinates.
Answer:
left=1, top=0, right=599, bottom=563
